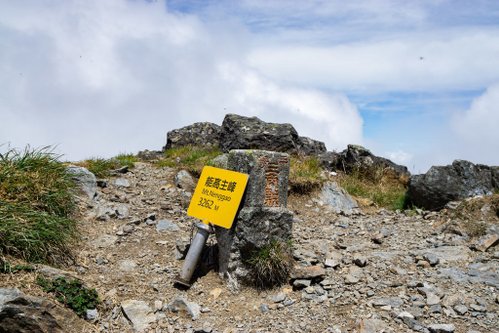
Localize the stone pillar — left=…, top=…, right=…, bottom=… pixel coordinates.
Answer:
left=215, top=150, right=293, bottom=285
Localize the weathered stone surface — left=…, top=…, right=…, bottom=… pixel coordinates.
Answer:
left=320, top=144, right=410, bottom=183
left=226, top=149, right=290, bottom=208
left=165, top=122, right=221, bottom=150
left=357, top=318, right=389, bottom=333
left=156, top=219, right=180, bottom=232
left=136, top=149, right=162, bottom=161
left=174, top=170, right=196, bottom=193
left=215, top=150, right=293, bottom=285
left=290, top=265, right=326, bottom=280
left=427, top=323, right=455, bottom=333
left=474, top=234, right=499, bottom=252
left=297, top=136, right=327, bottom=156
left=66, top=165, right=97, bottom=200
left=319, top=182, right=358, bottom=214
left=407, top=160, right=497, bottom=210
left=0, top=288, right=85, bottom=333
left=221, top=114, right=300, bottom=154
left=121, top=300, right=156, bottom=332
left=167, top=297, right=200, bottom=320
left=216, top=206, right=293, bottom=280
left=114, top=178, right=130, bottom=188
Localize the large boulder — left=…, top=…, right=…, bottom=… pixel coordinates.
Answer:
left=0, top=288, right=90, bottom=333
left=406, top=160, right=498, bottom=211
left=220, top=114, right=300, bottom=154
left=219, top=114, right=327, bottom=155
left=320, top=145, right=410, bottom=183
left=164, top=122, right=221, bottom=150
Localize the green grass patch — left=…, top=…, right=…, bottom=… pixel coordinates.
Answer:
left=0, top=259, right=35, bottom=274
left=289, top=155, right=325, bottom=194
left=0, top=146, right=77, bottom=264
left=36, top=276, right=99, bottom=317
left=337, top=168, right=407, bottom=210
left=77, top=153, right=138, bottom=178
left=246, top=240, right=293, bottom=289
left=156, top=145, right=222, bottom=176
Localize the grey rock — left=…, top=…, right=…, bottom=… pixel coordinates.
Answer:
left=0, top=288, right=81, bottom=333
left=372, top=296, right=404, bottom=308
left=259, top=303, right=269, bottom=313
left=116, top=204, right=129, bottom=219
left=271, top=293, right=286, bottom=303
left=427, top=323, right=455, bottom=333
left=426, top=293, right=441, bottom=306
left=118, top=260, right=137, bottom=272
left=319, top=182, right=359, bottom=214
left=320, top=144, right=410, bottom=183
left=165, top=122, right=221, bottom=150
left=85, top=308, right=99, bottom=321
left=167, top=297, right=201, bottom=320
left=293, top=279, right=312, bottom=289
left=137, top=149, right=162, bottom=161
left=357, top=318, right=389, bottom=333
left=220, top=114, right=301, bottom=154
left=96, top=205, right=116, bottom=221
left=297, top=136, right=327, bottom=155
left=90, top=234, right=118, bottom=248
left=66, top=165, right=97, bottom=200
left=407, top=160, right=497, bottom=210
left=175, top=170, right=196, bottom=193
left=474, top=233, right=499, bottom=252
left=156, top=219, right=180, bottom=232
left=114, top=178, right=130, bottom=188
left=121, top=300, right=156, bottom=332
left=344, top=266, right=363, bottom=285
left=418, top=246, right=471, bottom=263
left=290, top=265, right=326, bottom=280
left=423, top=253, right=440, bottom=266
left=353, top=254, right=368, bottom=267
left=453, top=304, right=468, bottom=315
left=430, top=304, right=442, bottom=313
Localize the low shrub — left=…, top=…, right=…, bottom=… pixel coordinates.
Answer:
left=36, top=276, right=99, bottom=317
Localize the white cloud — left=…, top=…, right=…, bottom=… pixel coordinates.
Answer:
left=451, top=84, right=499, bottom=165
left=0, top=0, right=363, bottom=160
left=385, top=150, right=413, bottom=167
left=248, top=30, right=499, bottom=92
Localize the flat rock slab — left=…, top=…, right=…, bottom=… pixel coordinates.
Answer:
left=156, top=219, right=180, bottom=232
left=121, top=300, right=156, bottom=332
left=290, top=265, right=326, bottom=280
left=167, top=297, right=201, bottom=320
left=90, top=234, right=118, bottom=248
left=417, top=246, right=471, bottom=263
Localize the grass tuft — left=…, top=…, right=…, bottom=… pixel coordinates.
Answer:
left=156, top=146, right=222, bottom=177
left=337, top=167, right=407, bottom=211
left=0, top=146, right=77, bottom=264
left=246, top=240, right=293, bottom=289
left=76, top=153, right=138, bottom=178
left=289, top=155, right=325, bottom=194
left=36, top=276, right=100, bottom=317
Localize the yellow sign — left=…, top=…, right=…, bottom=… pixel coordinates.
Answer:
left=187, top=166, right=249, bottom=229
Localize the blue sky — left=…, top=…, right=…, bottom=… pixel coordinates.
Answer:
left=1, top=0, right=498, bottom=173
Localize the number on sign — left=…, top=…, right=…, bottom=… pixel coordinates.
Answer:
left=198, top=197, right=214, bottom=209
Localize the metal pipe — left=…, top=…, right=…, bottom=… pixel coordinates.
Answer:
left=175, top=222, right=212, bottom=288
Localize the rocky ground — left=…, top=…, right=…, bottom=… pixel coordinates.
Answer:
left=2, top=162, right=498, bottom=333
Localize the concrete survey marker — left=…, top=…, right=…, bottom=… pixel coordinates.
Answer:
left=187, top=166, right=249, bottom=229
